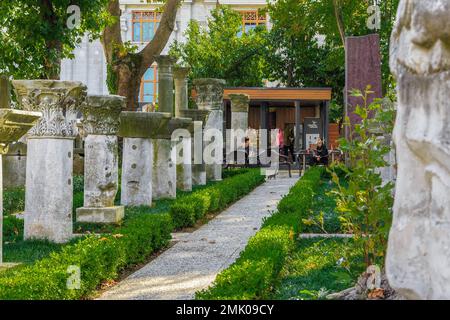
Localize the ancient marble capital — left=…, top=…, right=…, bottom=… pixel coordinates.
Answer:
left=81, top=95, right=125, bottom=136
left=0, top=109, right=41, bottom=154
left=229, top=94, right=250, bottom=113
left=12, top=80, right=87, bottom=138
left=118, top=112, right=172, bottom=139
left=387, top=0, right=450, bottom=300
left=193, top=78, right=226, bottom=111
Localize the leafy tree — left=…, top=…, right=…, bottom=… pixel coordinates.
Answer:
left=0, top=0, right=109, bottom=79
left=169, top=5, right=268, bottom=87
left=265, top=0, right=399, bottom=123
left=102, top=0, right=181, bottom=110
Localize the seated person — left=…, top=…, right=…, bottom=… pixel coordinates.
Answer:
left=309, top=138, right=329, bottom=166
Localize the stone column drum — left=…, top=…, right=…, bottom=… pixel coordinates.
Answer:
left=174, top=66, right=191, bottom=118
left=387, top=0, right=450, bottom=299
left=76, top=95, right=125, bottom=224
left=174, top=66, right=193, bottom=191
left=12, top=80, right=86, bottom=243
left=179, top=109, right=210, bottom=186
left=119, top=112, right=172, bottom=206
left=228, top=94, right=250, bottom=163
left=155, top=55, right=177, bottom=115
left=193, top=78, right=226, bottom=182
left=0, top=109, right=41, bottom=264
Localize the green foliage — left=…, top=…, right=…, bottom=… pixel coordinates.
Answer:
left=3, top=188, right=25, bottom=216
left=169, top=5, right=268, bottom=87
left=170, top=169, right=265, bottom=229
left=0, top=213, right=172, bottom=300
left=272, top=238, right=364, bottom=300
left=329, top=87, right=395, bottom=268
left=0, top=0, right=111, bottom=79
left=265, top=0, right=400, bottom=123
left=196, top=167, right=323, bottom=300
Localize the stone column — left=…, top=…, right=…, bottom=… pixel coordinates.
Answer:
left=154, top=55, right=177, bottom=115
left=13, top=80, right=86, bottom=243
left=0, top=109, right=41, bottom=265
left=119, top=112, right=171, bottom=206
left=229, top=94, right=249, bottom=163
left=153, top=55, right=194, bottom=199
left=387, top=0, right=450, bottom=299
left=194, top=78, right=226, bottom=181
left=173, top=66, right=193, bottom=191
left=179, top=109, right=210, bottom=186
left=76, top=95, right=125, bottom=224
left=174, top=66, right=191, bottom=118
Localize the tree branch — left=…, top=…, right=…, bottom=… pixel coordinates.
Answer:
left=333, top=0, right=346, bottom=48
left=101, top=0, right=123, bottom=64
left=139, top=0, right=181, bottom=76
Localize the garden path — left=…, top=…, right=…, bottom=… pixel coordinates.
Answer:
left=98, top=175, right=298, bottom=300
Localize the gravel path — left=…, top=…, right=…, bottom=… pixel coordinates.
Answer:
left=98, top=176, right=298, bottom=300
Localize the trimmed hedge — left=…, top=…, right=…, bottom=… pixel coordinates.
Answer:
left=0, top=169, right=263, bottom=300
left=0, top=213, right=172, bottom=300
left=170, top=169, right=266, bottom=229
left=196, top=167, right=324, bottom=300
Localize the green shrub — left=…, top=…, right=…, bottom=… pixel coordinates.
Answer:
left=0, top=213, right=172, bottom=300
left=3, top=188, right=25, bottom=216
left=197, top=167, right=323, bottom=300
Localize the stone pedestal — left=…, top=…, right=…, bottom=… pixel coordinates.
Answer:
left=174, top=66, right=193, bottom=191
left=119, top=112, right=171, bottom=206
left=180, top=109, right=210, bottom=186
left=13, top=80, right=86, bottom=243
left=76, top=95, right=124, bottom=224
left=194, top=78, right=225, bottom=182
left=387, top=0, right=450, bottom=299
left=0, top=109, right=41, bottom=264
left=3, top=142, right=27, bottom=189
left=151, top=117, right=192, bottom=199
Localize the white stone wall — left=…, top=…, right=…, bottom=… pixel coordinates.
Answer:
left=60, top=0, right=268, bottom=95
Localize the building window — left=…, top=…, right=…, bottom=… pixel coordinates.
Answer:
left=238, top=10, right=267, bottom=36
left=140, top=65, right=158, bottom=103
left=132, top=11, right=161, bottom=43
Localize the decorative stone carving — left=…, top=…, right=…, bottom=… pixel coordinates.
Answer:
left=12, top=80, right=87, bottom=137
left=0, top=108, right=41, bottom=264
left=12, top=80, right=86, bottom=243
left=229, top=93, right=250, bottom=113
left=386, top=0, right=450, bottom=300
left=194, top=78, right=225, bottom=181
left=76, top=95, right=125, bottom=224
left=194, top=78, right=226, bottom=111
left=80, top=95, right=123, bottom=135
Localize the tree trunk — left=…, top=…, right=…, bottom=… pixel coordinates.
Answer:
left=102, top=0, right=181, bottom=110
left=40, top=0, right=61, bottom=79
left=333, top=0, right=346, bottom=48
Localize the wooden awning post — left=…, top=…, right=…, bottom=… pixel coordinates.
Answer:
left=295, top=100, right=302, bottom=154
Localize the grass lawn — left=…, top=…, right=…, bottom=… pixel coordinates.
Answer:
left=271, top=238, right=364, bottom=300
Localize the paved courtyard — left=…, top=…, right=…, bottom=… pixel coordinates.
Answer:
left=99, top=175, right=298, bottom=300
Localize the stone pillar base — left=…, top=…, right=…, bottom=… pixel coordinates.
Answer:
left=121, top=138, right=153, bottom=207
left=24, top=138, right=74, bottom=243
left=206, top=164, right=222, bottom=182
left=152, top=139, right=176, bottom=200
left=76, top=206, right=125, bottom=224
left=192, top=164, right=206, bottom=185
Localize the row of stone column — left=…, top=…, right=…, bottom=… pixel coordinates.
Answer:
left=5, top=57, right=238, bottom=244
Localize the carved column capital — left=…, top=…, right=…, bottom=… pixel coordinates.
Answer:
left=193, top=78, right=226, bottom=111
left=81, top=95, right=125, bottom=135
left=229, top=94, right=250, bottom=113
left=12, top=80, right=87, bottom=138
